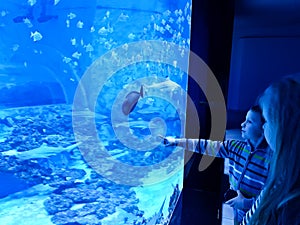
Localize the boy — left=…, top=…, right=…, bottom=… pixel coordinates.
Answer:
left=162, top=105, right=272, bottom=224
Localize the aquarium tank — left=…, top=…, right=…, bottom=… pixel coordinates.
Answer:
left=0, top=0, right=192, bottom=224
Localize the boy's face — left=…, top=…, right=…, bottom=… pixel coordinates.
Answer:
left=241, top=110, right=264, bottom=142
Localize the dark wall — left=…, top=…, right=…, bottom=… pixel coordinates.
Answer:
left=227, top=0, right=300, bottom=112
left=185, top=0, right=234, bottom=186
left=173, top=1, right=235, bottom=224
left=187, top=0, right=234, bottom=139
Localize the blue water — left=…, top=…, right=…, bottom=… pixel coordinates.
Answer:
left=0, top=1, right=191, bottom=224
left=0, top=172, right=31, bottom=198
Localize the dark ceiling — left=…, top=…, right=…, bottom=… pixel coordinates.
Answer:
left=235, top=0, right=300, bottom=29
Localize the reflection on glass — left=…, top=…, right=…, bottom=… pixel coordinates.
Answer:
left=0, top=0, right=191, bottom=224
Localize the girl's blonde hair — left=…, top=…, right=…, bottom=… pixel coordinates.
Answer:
left=249, top=77, right=300, bottom=224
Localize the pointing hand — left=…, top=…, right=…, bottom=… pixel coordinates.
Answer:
left=158, top=135, right=178, bottom=146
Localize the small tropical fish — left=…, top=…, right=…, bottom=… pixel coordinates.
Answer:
left=30, top=31, right=43, bottom=42
left=122, top=85, right=144, bottom=115
left=67, top=13, right=76, bottom=19
left=118, top=13, right=129, bottom=22
left=98, top=27, right=109, bottom=35
left=12, top=44, right=20, bottom=52
left=84, top=43, right=94, bottom=52
left=72, top=51, right=81, bottom=59
left=128, top=33, right=135, bottom=40
left=76, top=20, right=84, bottom=28
left=62, top=57, right=72, bottom=63
left=1, top=10, right=8, bottom=17
left=70, top=38, right=76, bottom=45
left=23, top=18, right=33, bottom=27
left=163, top=10, right=171, bottom=17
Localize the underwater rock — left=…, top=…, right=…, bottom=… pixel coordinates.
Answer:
left=90, top=175, right=113, bottom=186
left=74, top=203, right=98, bottom=217
left=95, top=210, right=108, bottom=220
left=0, top=157, right=43, bottom=188
left=51, top=204, right=102, bottom=224
left=0, top=102, right=181, bottom=224
left=0, top=155, right=19, bottom=171
left=90, top=170, right=102, bottom=179
left=49, top=180, right=79, bottom=194
left=74, top=214, right=101, bottom=225
left=55, top=168, right=87, bottom=181
left=44, top=195, right=74, bottom=215
left=50, top=210, right=78, bottom=225
left=0, top=154, right=53, bottom=187
left=84, top=178, right=99, bottom=186
left=62, top=188, right=101, bottom=204
left=0, top=142, right=11, bottom=152
left=122, top=204, right=143, bottom=216
left=47, top=193, right=135, bottom=224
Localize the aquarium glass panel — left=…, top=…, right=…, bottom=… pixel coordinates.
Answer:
left=0, top=0, right=192, bottom=224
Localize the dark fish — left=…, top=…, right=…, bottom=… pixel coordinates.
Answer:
left=13, top=15, right=33, bottom=23
left=37, top=15, right=58, bottom=23
left=122, top=85, right=144, bottom=115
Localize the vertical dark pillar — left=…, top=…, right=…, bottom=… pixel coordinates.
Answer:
left=170, top=0, right=234, bottom=224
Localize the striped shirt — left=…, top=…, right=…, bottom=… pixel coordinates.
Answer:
left=241, top=191, right=262, bottom=225
left=241, top=186, right=300, bottom=224
left=183, top=138, right=271, bottom=219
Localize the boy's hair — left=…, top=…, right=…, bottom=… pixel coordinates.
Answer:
left=249, top=105, right=265, bottom=124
